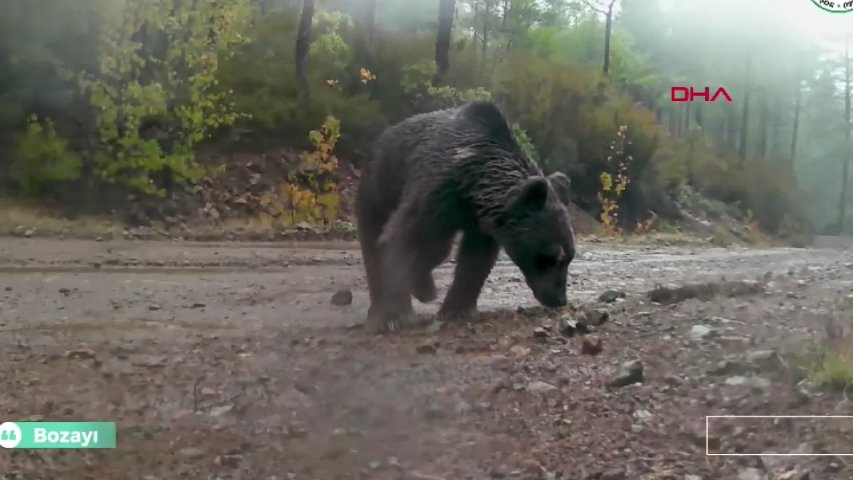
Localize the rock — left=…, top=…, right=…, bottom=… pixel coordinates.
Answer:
left=488, top=465, right=510, bottom=478
left=633, top=409, right=652, bottom=421
left=65, top=349, right=97, bottom=360
left=776, top=470, right=810, bottom=480
left=526, top=381, right=558, bottom=393
left=737, top=468, right=766, bottom=480
left=745, top=350, right=784, bottom=371
left=148, top=304, right=162, bottom=311
left=560, top=317, right=591, bottom=337
left=131, top=354, right=168, bottom=368
left=454, top=401, right=472, bottom=415
left=58, top=287, right=72, bottom=296
left=610, top=360, right=644, bottom=388
left=509, top=345, right=531, bottom=358
left=581, top=336, right=603, bottom=355
left=331, top=289, right=353, bottom=306
left=216, top=454, right=242, bottom=468
left=284, top=423, right=308, bottom=438
left=725, top=376, right=770, bottom=390
left=416, top=342, right=438, bottom=355
left=601, top=468, right=626, bottom=480
left=690, top=325, right=714, bottom=340
left=708, top=359, right=748, bottom=376
left=584, top=309, right=610, bottom=326
left=24, top=228, right=35, bottom=238
left=209, top=404, right=234, bottom=417
left=12, top=225, right=27, bottom=237
left=533, top=327, right=549, bottom=340
left=178, top=447, right=206, bottom=459
left=598, top=289, right=626, bottom=303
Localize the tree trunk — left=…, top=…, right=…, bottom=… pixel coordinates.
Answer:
left=482, top=0, right=490, bottom=72
left=758, top=93, right=768, bottom=160
left=838, top=38, right=851, bottom=233
left=738, top=52, right=752, bottom=163
left=364, top=0, right=376, bottom=50
left=790, top=81, right=802, bottom=169
left=435, top=0, right=456, bottom=82
left=295, top=0, right=315, bottom=92
left=602, top=0, right=615, bottom=75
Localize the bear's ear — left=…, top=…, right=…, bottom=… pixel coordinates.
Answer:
left=547, top=172, right=571, bottom=206
left=514, top=176, right=549, bottom=210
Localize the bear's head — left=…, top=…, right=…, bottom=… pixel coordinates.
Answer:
left=494, top=172, right=576, bottom=308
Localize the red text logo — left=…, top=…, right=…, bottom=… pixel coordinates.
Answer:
left=671, top=87, right=733, bottom=103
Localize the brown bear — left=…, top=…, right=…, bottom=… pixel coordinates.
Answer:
left=355, top=100, right=576, bottom=333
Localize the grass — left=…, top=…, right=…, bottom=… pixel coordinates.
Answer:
left=0, top=197, right=121, bottom=238
left=813, top=353, right=853, bottom=391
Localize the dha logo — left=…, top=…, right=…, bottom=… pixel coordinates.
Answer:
left=0, top=422, right=22, bottom=449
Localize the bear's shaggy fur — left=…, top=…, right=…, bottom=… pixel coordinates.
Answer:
left=355, top=100, right=576, bottom=333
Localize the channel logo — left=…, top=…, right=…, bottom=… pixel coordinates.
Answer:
left=0, top=422, right=22, bottom=449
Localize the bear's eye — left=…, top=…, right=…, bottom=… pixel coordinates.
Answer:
left=534, top=254, right=558, bottom=270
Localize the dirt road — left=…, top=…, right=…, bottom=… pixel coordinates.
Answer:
left=1, top=238, right=852, bottom=480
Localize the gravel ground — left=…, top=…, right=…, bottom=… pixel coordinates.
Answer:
left=1, top=237, right=853, bottom=480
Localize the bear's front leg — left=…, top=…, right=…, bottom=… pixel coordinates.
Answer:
left=368, top=222, right=420, bottom=334
left=437, top=229, right=499, bottom=321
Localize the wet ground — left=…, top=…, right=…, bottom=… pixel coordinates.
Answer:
left=1, top=237, right=853, bottom=479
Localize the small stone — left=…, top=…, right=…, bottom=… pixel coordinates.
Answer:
left=24, top=228, right=35, bottom=238
left=560, top=317, right=591, bottom=337
left=284, top=423, right=308, bottom=438
left=633, top=409, right=652, bottom=421
left=581, top=336, right=603, bottom=355
left=489, top=465, right=510, bottom=478
left=526, top=381, right=558, bottom=393
left=745, top=350, right=784, bottom=371
left=65, top=349, right=97, bottom=360
left=331, top=289, right=353, bottom=306
left=510, top=345, right=531, bottom=358
left=584, top=309, right=610, bottom=326
left=454, top=400, right=472, bottom=415
left=598, top=289, right=626, bottom=303
left=58, top=288, right=72, bottom=296
left=131, top=354, right=167, bottom=368
left=217, top=454, right=242, bottom=468
left=209, top=404, right=234, bottom=417
left=601, top=468, right=626, bottom=480
left=737, top=468, right=766, bottom=480
left=178, top=447, right=206, bottom=459
left=148, top=304, right=162, bottom=311
left=725, top=376, right=770, bottom=390
left=368, top=460, right=381, bottom=470
left=708, top=359, right=747, bottom=376
left=533, top=327, right=549, bottom=341
left=690, top=325, right=714, bottom=340
left=610, top=360, right=643, bottom=388
left=416, top=342, right=438, bottom=355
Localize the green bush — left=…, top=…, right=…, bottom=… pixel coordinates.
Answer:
left=10, top=115, right=82, bottom=195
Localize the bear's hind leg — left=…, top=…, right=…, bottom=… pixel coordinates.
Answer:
left=437, top=229, right=499, bottom=321
left=410, top=234, right=455, bottom=303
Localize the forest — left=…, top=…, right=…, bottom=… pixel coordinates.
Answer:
left=1, top=0, right=851, bottom=239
